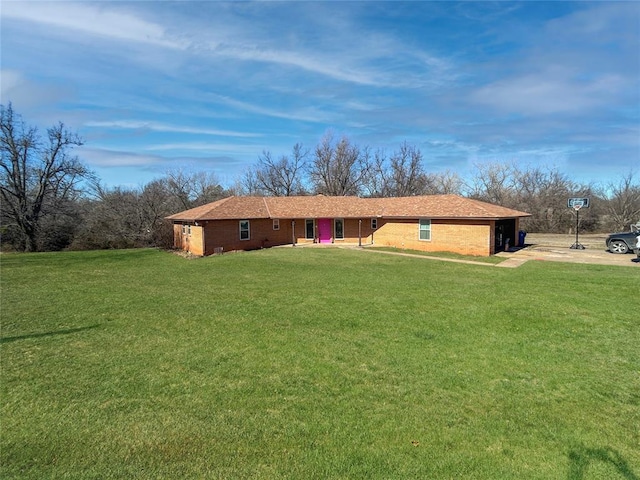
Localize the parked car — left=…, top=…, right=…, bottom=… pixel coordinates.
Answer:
left=606, top=228, right=640, bottom=254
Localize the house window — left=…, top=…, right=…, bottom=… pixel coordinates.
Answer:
left=273, top=219, right=280, bottom=230
left=305, top=219, right=314, bottom=240
left=239, top=220, right=250, bottom=241
left=182, top=224, right=191, bottom=235
left=335, top=218, right=344, bottom=240
left=419, top=219, right=431, bottom=241
left=371, top=218, right=377, bottom=230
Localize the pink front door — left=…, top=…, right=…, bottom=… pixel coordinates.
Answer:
left=318, top=218, right=332, bottom=243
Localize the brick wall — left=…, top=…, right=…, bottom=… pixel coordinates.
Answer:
left=173, top=223, right=204, bottom=256
left=200, top=219, right=290, bottom=254
left=343, top=218, right=375, bottom=244
left=373, top=219, right=492, bottom=256
left=174, top=217, right=496, bottom=256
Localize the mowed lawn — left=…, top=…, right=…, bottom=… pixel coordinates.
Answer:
left=1, top=248, right=638, bottom=479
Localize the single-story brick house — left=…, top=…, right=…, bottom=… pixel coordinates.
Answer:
left=166, top=194, right=530, bottom=257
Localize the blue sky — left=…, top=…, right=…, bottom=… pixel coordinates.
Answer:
left=1, top=1, right=639, bottom=189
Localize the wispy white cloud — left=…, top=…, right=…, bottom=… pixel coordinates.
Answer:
left=78, top=147, right=163, bottom=168
left=209, top=43, right=386, bottom=87
left=170, top=4, right=455, bottom=88
left=84, top=120, right=261, bottom=138
left=2, top=1, right=637, bottom=188
left=463, top=3, right=639, bottom=122
left=2, top=0, right=455, bottom=91
left=79, top=146, right=248, bottom=187
left=146, top=142, right=263, bottom=156
left=1, top=1, right=187, bottom=49
left=206, top=94, right=332, bottom=124
left=0, top=69, right=72, bottom=112
left=544, top=1, right=640, bottom=45
left=470, top=70, right=628, bottom=116
left=0, top=70, right=23, bottom=98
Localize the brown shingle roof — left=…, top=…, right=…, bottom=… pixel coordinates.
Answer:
left=166, top=195, right=530, bottom=221
left=266, top=196, right=375, bottom=219
left=371, top=195, right=531, bottom=219
left=165, top=196, right=270, bottom=221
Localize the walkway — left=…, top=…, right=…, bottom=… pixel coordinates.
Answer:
left=359, top=247, right=499, bottom=267
left=296, top=240, right=639, bottom=268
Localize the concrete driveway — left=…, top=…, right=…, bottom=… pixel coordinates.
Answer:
left=496, top=233, right=640, bottom=268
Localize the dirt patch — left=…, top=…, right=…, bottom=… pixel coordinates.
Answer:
left=497, top=233, right=639, bottom=267
left=170, top=249, right=202, bottom=260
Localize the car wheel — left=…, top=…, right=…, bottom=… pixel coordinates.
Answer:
left=608, top=240, right=628, bottom=254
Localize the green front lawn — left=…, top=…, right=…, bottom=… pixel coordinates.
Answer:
left=1, top=248, right=638, bottom=479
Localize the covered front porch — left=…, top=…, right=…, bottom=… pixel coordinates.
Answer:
left=290, top=217, right=376, bottom=247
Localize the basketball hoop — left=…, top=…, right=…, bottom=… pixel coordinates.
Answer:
left=567, top=197, right=589, bottom=249
left=570, top=200, right=585, bottom=249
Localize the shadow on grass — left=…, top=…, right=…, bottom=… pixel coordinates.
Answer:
left=568, top=446, right=638, bottom=480
left=0, top=324, right=101, bottom=344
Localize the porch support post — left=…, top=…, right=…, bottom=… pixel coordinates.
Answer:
left=358, top=219, right=362, bottom=247
left=292, top=220, right=296, bottom=247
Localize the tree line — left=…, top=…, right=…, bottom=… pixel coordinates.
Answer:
left=2, top=105, right=639, bottom=252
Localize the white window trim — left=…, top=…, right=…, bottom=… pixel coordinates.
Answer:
left=371, top=218, right=377, bottom=230
left=239, top=220, right=250, bottom=241
left=273, top=219, right=280, bottom=230
left=419, top=218, right=431, bottom=241
left=334, top=218, right=345, bottom=240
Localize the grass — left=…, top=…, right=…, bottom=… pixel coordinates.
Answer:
left=1, top=248, right=638, bottom=479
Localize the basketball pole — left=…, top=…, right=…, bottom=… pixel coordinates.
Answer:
left=570, top=206, right=585, bottom=250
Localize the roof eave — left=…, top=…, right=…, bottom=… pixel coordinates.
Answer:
left=380, top=214, right=531, bottom=220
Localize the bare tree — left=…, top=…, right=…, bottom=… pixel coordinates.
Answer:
left=164, top=169, right=194, bottom=210
left=602, top=171, right=640, bottom=231
left=164, top=168, right=225, bottom=208
left=255, top=143, right=308, bottom=196
left=0, top=104, right=92, bottom=251
left=72, top=170, right=228, bottom=251
left=363, top=143, right=430, bottom=197
left=72, top=186, right=147, bottom=250
left=139, top=179, right=177, bottom=248
left=468, top=162, right=595, bottom=233
left=423, top=170, right=463, bottom=195
left=387, top=142, right=427, bottom=196
left=512, top=166, right=585, bottom=233
left=466, top=161, right=516, bottom=206
left=191, top=171, right=226, bottom=205
left=309, top=133, right=370, bottom=196
left=74, top=180, right=175, bottom=250
left=362, top=149, right=389, bottom=197
left=232, top=167, right=263, bottom=196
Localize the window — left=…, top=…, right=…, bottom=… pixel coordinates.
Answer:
left=371, top=218, right=377, bottom=229
left=239, top=220, right=250, bottom=241
left=273, top=219, right=280, bottom=230
left=335, top=218, right=344, bottom=240
left=305, top=219, right=314, bottom=239
left=182, top=224, right=191, bottom=235
left=419, top=219, right=431, bottom=241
